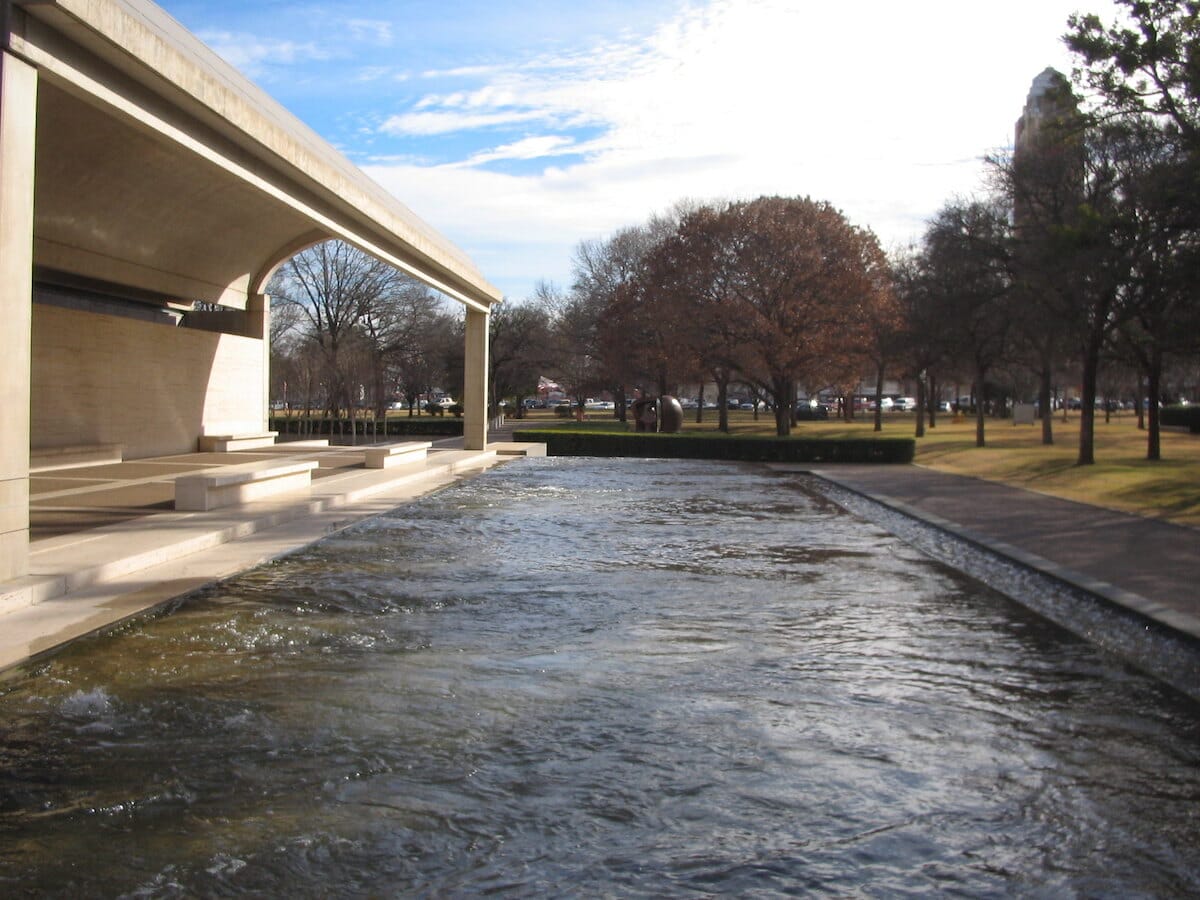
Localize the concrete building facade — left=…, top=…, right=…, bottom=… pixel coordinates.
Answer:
left=0, top=0, right=502, bottom=582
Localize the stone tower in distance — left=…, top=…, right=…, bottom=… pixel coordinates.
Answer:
left=1015, top=67, right=1074, bottom=151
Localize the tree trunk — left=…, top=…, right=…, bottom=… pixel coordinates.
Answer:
left=873, top=365, right=884, bottom=433
left=716, top=377, right=730, bottom=433
left=1038, top=364, right=1054, bottom=446
left=1077, top=343, right=1100, bottom=466
left=1146, top=354, right=1162, bottom=461
left=928, top=375, right=938, bottom=430
left=974, top=368, right=987, bottom=448
left=773, top=377, right=791, bottom=437
left=696, top=382, right=705, bottom=424
left=914, top=377, right=926, bottom=438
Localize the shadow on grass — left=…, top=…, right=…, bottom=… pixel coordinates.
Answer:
left=1008, top=457, right=1080, bottom=482
left=914, top=440, right=984, bottom=461
left=1114, top=476, right=1200, bottom=520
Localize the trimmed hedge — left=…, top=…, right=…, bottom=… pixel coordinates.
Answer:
left=270, top=416, right=463, bottom=437
left=1161, top=405, right=1200, bottom=433
left=513, top=429, right=913, bottom=463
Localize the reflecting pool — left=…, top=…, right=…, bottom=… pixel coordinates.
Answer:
left=1, top=458, right=1198, bottom=896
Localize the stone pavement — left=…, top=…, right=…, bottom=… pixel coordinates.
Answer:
left=806, top=464, right=1200, bottom=643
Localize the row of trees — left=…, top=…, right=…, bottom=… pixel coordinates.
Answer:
left=447, top=198, right=896, bottom=440
left=509, top=0, right=1200, bottom=463
left=893, top=0, right=1200, bottom=463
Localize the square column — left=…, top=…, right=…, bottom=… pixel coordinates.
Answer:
left=248, top=293, right=270, bottom=432
left=462, top=307, right=489, bottom=450
left=0, top=51, right=37, bottom=581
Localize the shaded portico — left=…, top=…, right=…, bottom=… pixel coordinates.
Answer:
left=0, top=0, right=502, bottom=581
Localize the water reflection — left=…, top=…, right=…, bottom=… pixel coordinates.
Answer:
left=1, top=458, right=1197, bottom=897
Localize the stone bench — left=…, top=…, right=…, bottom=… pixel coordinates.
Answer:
left=175, top=459, right=318, bottom=511
left=362, top=441, right=432, bottom=469
left=30, top=443, right=123, bottom=472
left=197, top=432, right=278, bottom=452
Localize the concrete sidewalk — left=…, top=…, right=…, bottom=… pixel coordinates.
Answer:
left=806, top=464, right=1200, bottom=643
left=0, top=437, right=542, bottom=675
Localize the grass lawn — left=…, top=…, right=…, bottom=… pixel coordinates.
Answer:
left=515, top=407, right=1200, bottom=527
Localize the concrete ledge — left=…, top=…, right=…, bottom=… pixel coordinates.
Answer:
left=175, top=459, right=317, bottom=511
left=363, top=441, right=431, bottom=469
left=491, top=441, right=547, bottom=457
left=30, top=443, right=123, bottom=472
left=197, top=432, right=279, bottom=452
left=808, top=468, right=1200, bottom=643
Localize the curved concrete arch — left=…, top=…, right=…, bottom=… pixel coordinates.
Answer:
left=249, top=229, right=332, bottom=297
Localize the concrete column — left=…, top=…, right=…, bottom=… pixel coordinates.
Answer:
left=462, top=307, right=489, bottom=450
left=247, top=293, right=270, bottom=432
left=0, top=51, right=37, bottom=581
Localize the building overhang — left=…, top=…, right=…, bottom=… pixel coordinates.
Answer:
left=7, top=0, right=503, bottom=312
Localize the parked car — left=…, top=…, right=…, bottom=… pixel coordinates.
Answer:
left=892, top=396, right=917, bottom=411
left=795, top=404, right=829, bottom=420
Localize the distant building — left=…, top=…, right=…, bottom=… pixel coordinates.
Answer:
left=1013, top=67, right=1082, bottom=232
left=1015, top=67, right=1074, bottom=150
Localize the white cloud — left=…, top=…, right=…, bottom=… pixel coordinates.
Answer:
left=363, top=0, right=1123, bottom=300
left=197, top=30, right=331, bottom=76
left=347, top=18, right=393, bottom=45
left=380, top=109, right=550, bottom=136
left=458, top=135, right=578, bottom=167
left=420, top=64, right=504, bottom=80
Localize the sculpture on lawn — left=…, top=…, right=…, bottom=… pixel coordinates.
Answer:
left=630, top=395, right=683, bottom=433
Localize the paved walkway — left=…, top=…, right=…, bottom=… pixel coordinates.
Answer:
left=806, top=465, right=1200, bottom=642
left=0, top=435, right=540, bottom=675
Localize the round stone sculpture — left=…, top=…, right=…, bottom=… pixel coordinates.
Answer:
left=658, top=395, right=684, bottom=433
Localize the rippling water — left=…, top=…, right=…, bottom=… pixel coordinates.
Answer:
left=1, top=458, right=1198, bottom=897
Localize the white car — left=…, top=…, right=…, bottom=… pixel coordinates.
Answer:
left=892, top=396, right=916, bottom=411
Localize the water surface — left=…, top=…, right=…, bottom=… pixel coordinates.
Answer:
left=1, top=458, right=1197, bottom=897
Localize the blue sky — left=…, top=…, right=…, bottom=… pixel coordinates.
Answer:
left=158, top=0, right=1120, bottom=303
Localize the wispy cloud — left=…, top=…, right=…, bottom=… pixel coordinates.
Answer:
left=458, top=135, right=578, bottom=167
left=198, top=30, right=332, bottom=76
left=347, top=18, right=393, bottom=45
left=380, top=109, right=550, bottom=136
left=183, top=0, right=1121, bottom=301
left=358, top=0, right=1119, bottom=300
left=420, top=64, right=504, bottom=80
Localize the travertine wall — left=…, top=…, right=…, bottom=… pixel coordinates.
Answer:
left=31, top=304, right=265, bottom=459
left=0, top=51, right=37, bottom=581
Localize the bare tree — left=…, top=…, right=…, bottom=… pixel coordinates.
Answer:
left=285, top=241, right=401, bottom=425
